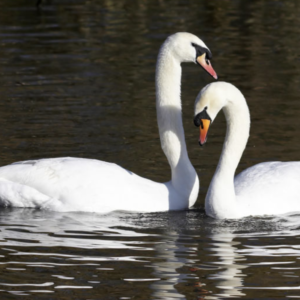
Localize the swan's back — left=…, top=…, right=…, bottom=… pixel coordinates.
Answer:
left=235, top=161, right=300, bottom=216
left=0, top=157, right=170, bottom=212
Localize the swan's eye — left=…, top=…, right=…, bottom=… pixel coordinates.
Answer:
left=205, top=58, right=209, bottom=65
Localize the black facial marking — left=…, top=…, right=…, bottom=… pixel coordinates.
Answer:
left=194, top=108, right=211, bottom=127
left=191, top=43, right=212, bottom=61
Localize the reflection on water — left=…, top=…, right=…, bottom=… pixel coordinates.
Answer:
left=1, top=210, right=300, bottom=299
left=0, top=0, right=300, bottom=299
left=206, top=232, right=246, bottom=298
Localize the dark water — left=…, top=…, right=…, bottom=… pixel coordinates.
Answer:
left=0, top=0, right=300, bottom=298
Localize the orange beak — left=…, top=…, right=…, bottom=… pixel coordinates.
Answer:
left=197, top=54, right=218, bottom=80
left=199, top=119, right=211, bottom=146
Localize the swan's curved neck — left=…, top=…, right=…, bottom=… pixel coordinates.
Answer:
left=155, top=42, right=198, bottom=205
left=217, top=100, right=250, bottom=178
left=205, top=91, right=250, bottom=218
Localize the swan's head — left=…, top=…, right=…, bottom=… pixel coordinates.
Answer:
left=163, top=32, right=218, bottom=79
left=194, top=82, right=237, bottom=146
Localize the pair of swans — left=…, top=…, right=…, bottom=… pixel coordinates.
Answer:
left=0, top=32, right=299, bottom=219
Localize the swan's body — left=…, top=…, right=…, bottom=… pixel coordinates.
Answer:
left=194, top=82, right=300, bottom=219
left=0, top=157, right=181, bottom=212
left=0, top=32, right=217, bottom=213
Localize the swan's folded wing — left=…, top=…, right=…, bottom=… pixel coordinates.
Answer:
left=0, top=177, right=55, bottom=208
left=235, top=161, right=300, bottom=216
left=0, top=157, right=170, bottom=212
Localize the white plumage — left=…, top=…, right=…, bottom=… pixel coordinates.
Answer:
left=0, top=32, right=217, bottom=213
left=0, top=157, right=170, bottom=212
left=194, top=82, right=300, bottom=219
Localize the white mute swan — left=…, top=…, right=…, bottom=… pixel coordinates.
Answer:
left=194, top=81, right=300, bottom=219
left=0, top=32, right=217, bottom=213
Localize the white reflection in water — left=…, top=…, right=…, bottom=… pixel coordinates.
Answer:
left=149, top=213, right=300, bottom=299
left=150, top=231, right=198, bottom=299
left=207, top=232, right=246, bottom=298
left=0, top=282, right=54, bottom=287
left=1, top=209, right=300, bottom=298
left=0, top=209, right=154, bottom=251
left=205, top=213, right=300, bottom=298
